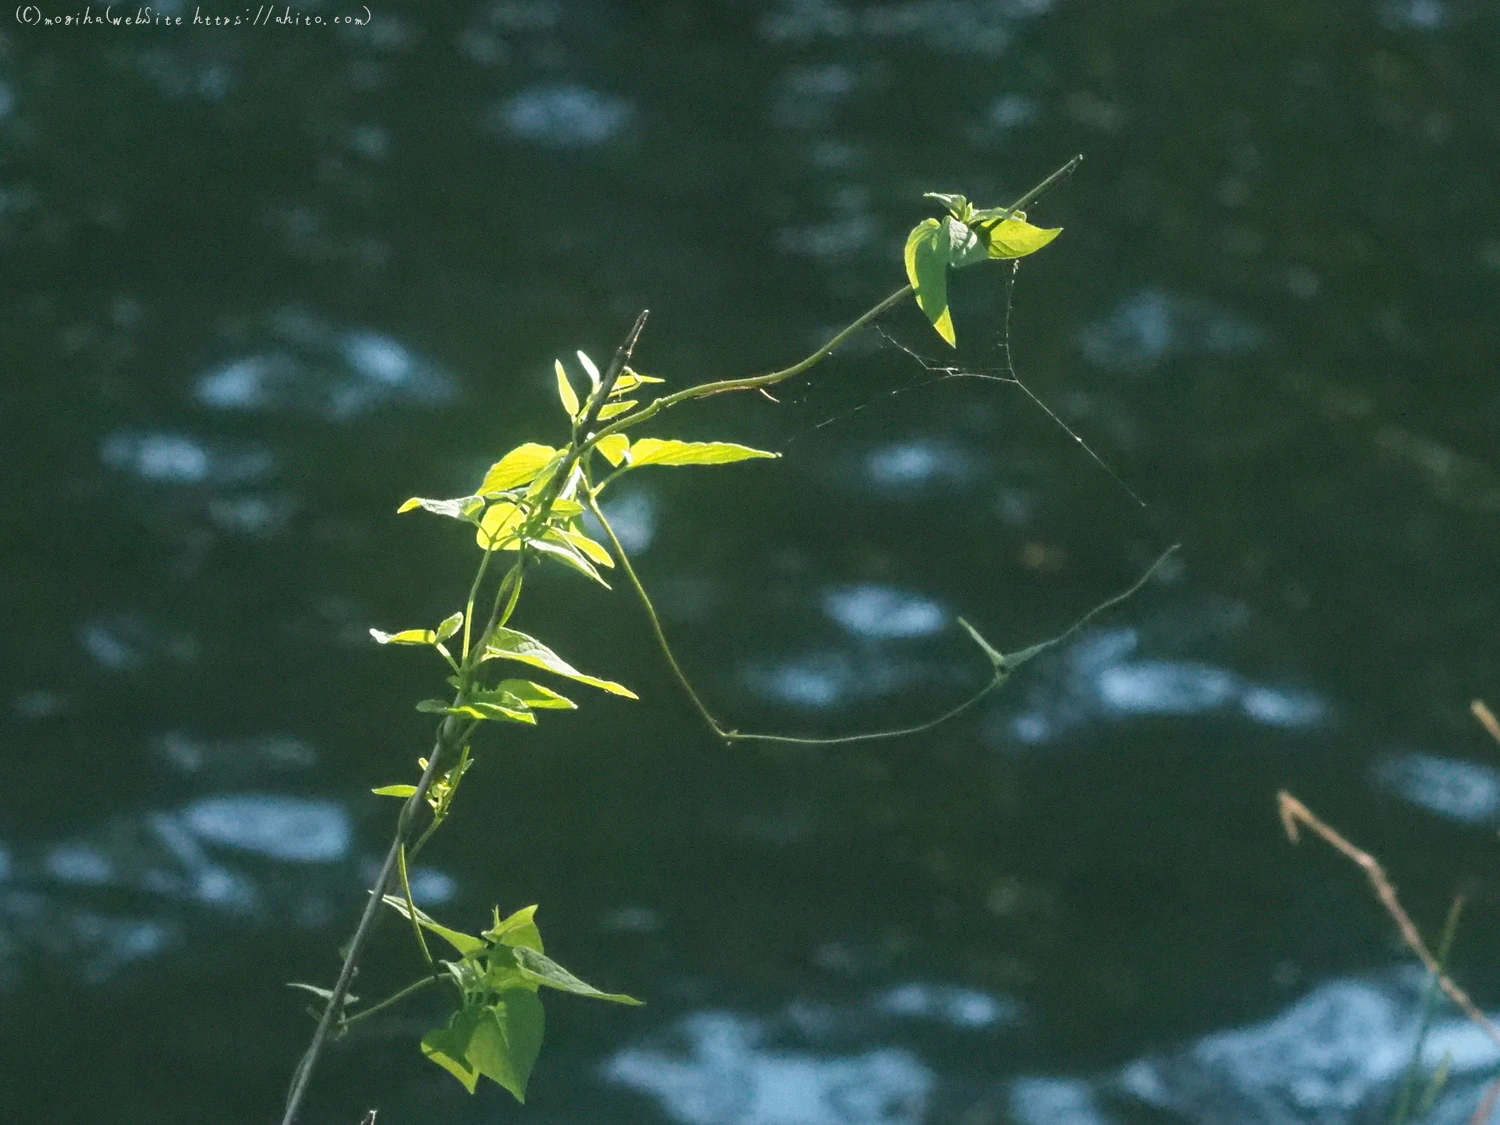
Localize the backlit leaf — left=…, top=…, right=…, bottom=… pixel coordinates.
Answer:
left=627, top=438, right=779, bottom=467
left=436, top=612, right=464, bottom=643
left=553, top=526, right=613, bottom=567
left=488, top=904, right=545, bottom=951
left=370, top=628, right=435, bottom=645
left=554, top=359, right=580, bottom=419
left=396, top=496, right=485, bottom=521
left=475, top=501, right=524, bottom=552
left=421, top=1007, right=482, bottom=1094
left=904, top=217, right=955, bottom=346
left=481, top=626, right=637, bottom=698
left=576, top=350, right=602, bottom=393
left=382, top=895, right=485, bottom=955
left=467, top=990, right=545, bottom=1102
left=446, top=701, right=536, bottom=724
left=479, top=444, right=558, bottom=494
left=941, top=215, right=986, bottom=268
left=511, top=946, right=642, bottom=1005
left=975, top=216, right=1062, bottom=259
left=611, top=367, right=664, bottom=396
left=596, top=434, right=629, bottom=466
left=530, top=534, right=610, bottom=587
left=495, top=680, right=576, bottom=710
left=372, top=784, right=418, bottom=798
left=597, top=399, right=636, bottom=420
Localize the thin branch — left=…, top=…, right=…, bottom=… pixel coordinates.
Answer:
left=1473, top=699, right=1500, bottom=746
left=1277, top=790, right=1500, bottom=1050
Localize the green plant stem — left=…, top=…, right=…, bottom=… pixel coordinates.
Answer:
left=281, top=723, right=458, bottom=1125
left=588, top=155, right=1082, bottom=451
left=589, top=487, right=1176, bottom=746
left=339, top=974, right=441, bottom=1028
left=397, top=842, right=435, bottom=973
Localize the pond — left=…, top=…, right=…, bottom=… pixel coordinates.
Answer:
left=3, top=2, right=1499, bottom=1123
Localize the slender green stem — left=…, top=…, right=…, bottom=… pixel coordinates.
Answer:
left=397, top=843, right=435, bottom=973
left=339, top=975, right=441, bottom=1028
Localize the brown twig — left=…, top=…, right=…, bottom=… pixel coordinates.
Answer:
left=1466, top=1073, right=1500, bottom=1125
left=1473, top=700, right=1500, bottom=747
left=1277, top=790, right=1500, bottom=1051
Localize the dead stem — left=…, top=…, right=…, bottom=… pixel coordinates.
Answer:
left=1276, top=790, right=1500, bottom=1051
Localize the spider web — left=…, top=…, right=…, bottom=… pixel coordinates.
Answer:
left=775, top=260, right=1145, bottom=508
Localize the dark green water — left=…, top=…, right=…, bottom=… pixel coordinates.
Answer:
left=4, top=2, right=1500, bottom=1123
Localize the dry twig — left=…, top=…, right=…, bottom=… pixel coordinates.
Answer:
left=1473, top=699, right=1500, bottom=747
left=1277, top=790, right=1500, bottom=1051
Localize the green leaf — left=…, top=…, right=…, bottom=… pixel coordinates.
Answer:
left=974, top=216, right=1062, bottom=259
left=553, top=526, right=612, bottom=567
left=611, top=367, right=664, bottom=396
left=481, top=626, right=637, bottom=698
left=382, top=895, right=485, bottom=955
left=487, top=904, right=544, bottom=951
left=421, top=1007, right=482, bottom=1094
left=904, top=217, right=955, bottom=346
left=596, top=434, right=629, bottom=466
left=479, top=444, right=559, bottom=495
left=370, top=627, right=436, bottom=645
left=475, top=501, right=525, bottom=552
left=396, top=495, right=485, bottom=521
left=597, top=399, right=636, bottom=420
left=511, top=946, right=642, bottom=1005
left=554, top=359, right=580, bottom=419
left=530, top=534, right=611, bottom=588
left=549, top=497, right=586, bottom=518
left=576, top=350, right=602, bottom=393
left=446, top=701, right=537, bottom=724
left=627, top=438, right=779, bottom=468
left=923, top=192, right=971, bottom=220
left=957, top=617, right=1006, bottom=669
left=372, top=784, right=418, bottom=798
left=436, top=612, right=464, bottom=643
left=467, top=990, right=545, bottom=1102
left=941, top=215, right=986, bottom=268
left=495, top=680, right=576, bottom=710
left=415, top=698, right=452, bottom=713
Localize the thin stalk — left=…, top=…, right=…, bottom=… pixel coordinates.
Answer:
left=589, top=155, right=1082, bottom=449
left=396, top=842, right=435, bottom=973
left=339, top=975, right=441, bottom=1028
left=1391, top=895, right=1465, bottom=1125
left=281, top=728, right=455, bottom=1125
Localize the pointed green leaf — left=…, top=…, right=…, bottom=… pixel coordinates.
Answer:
left=421, top=1007, right=483, bottom=1093
left=481, top=626, right=637, bottom=698
left=436, top=612, right=464, bottom=643
left=370, top=628, right=436, bottom=646
left=597, top=399, right=637, bottom=420
left=904, top=217, right=955, bottom=346
left=957, top=617, right=1006, bottom=670
left=495, top=680, right=576, bottom=711
left=627, top=439, right=779, bottom=468
left=511, top=946, right=642, bottom=1005
left=415, top=698, right=452, bottom=713
left=372, top=784, right=418, bottom=798
left=548, top=497, right=586, bottom=518
left=487, top=904, right=544, bottom=951
left=382, top=895, right=485, bottom=955
left=530, top=534, right=611, bottom=587
left=975, top=216, right=1062, bottom=259
left=576, top=350, right=602, bottom=393
left=554, top=359, right=580, bottom=419
left=479, top=444, right=559, bottom=495
left=467, top=990, right=545, bottom=1102
left=475, top=501, right=525, bottom=552
left=923, top=192, right=970, bottom=219
left=941, top=215, right=986, bottom=268
left=596, top=434, right=630, bottom=466
left=611, top=367, right=664, bottom=396
left=553, top=526, right=612, bottom=567
left=446, top=701, right=537, bottom=724
left=396, top=496, right=485, bottom=521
